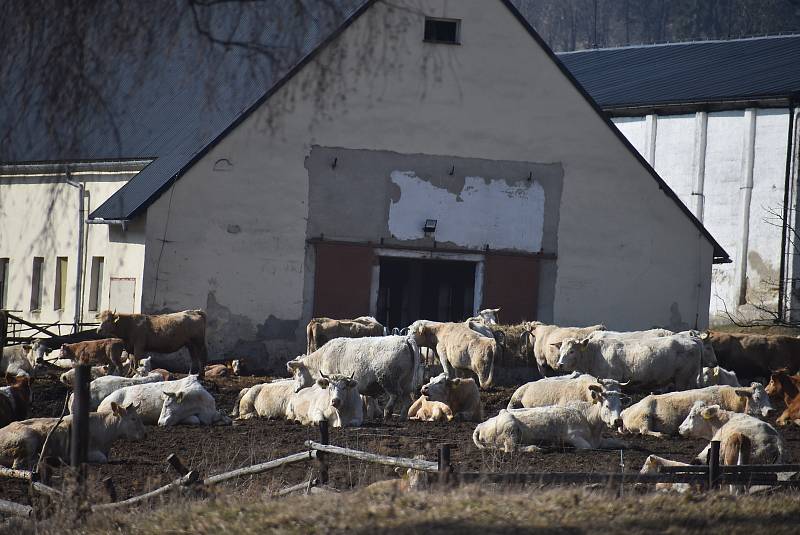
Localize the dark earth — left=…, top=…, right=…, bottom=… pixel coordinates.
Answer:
left=3, top=371, right=800, bottom=506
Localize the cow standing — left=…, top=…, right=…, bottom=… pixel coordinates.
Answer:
left=305, top=316, right=385, bottom=354
left=706, top=331, right=800, bottom=380
left=96, top=310, right=208, bottom=377
left=59, top=339, right=127, bottom=375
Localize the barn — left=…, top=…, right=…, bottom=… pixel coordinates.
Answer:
left=560, top=35, right=800, bottom=326
left=0, top=0, right=726, bottom=371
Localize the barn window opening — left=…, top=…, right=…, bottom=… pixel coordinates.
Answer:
left=423, top=18, right=460, bottom=44
left=54, top=257, right=68, bottom=310
left=30, top=257, right=44, bottom=311
left=88, top=256, right=104, bottom=311
left=0, top=258, right=8, bottom=309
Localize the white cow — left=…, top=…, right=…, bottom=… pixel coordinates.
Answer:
left=285, top=373, right=363, bottom=427
left=507, top=373, right=627, bottom=409
left=698, top=366, right=740, bottom=387
left=621, top=384, right=775, bottom=437
left=97, top=375, right=214, bottom=425
left=679, top=401, right=788, bottom=465
left=68, top=371, right=165, bottom=412
left=232, top=379, right=295, bottom=420
left=473, top=390, right=625, bottom=452
left=158, top=379, right=231, bottom=427
left=0, top=344, right=36, bottom=376
left=639, top=455, right=696, bottom=493
left=467, top=308, right=501, bottom=325
left=588, top=328, right=673, bottom=340
left=287, top=335, right=421, bottom=419
left=521, top=322, right=606, bottom=377
left=59, top=365, right=113, bottom=387
left=555, top=334, right=703, bottom=391
left=0, top=403, right=145, bottom=469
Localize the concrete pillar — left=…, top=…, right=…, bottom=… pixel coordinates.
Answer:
left=690, top=111, right=708, bottom=222
left=734, top=109, right=757, bottom=306
left=644, top=114, right=658, bottom=166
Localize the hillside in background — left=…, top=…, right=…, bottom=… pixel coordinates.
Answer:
left=514, top=0, right=800, bottom=51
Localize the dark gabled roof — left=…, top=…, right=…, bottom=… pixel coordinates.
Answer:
left=5, top=0, right=728, bottom=262
left=558, top=34, right=800, bottom=110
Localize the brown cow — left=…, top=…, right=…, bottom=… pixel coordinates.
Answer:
left=59, top=339, right=127, bottom=375
left=707, top=331, right=800, bottom=380
left=97, top=310, right=208, bottom=378
left=0, top=374, right=33, bottom=428
left=765, top=370, right=800, bottom=426
left=306, top=317, right=384, bottom=354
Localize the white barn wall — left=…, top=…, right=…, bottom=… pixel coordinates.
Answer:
left=0, top=170, right=146, bottom=326
left=613, top=108, right=791, bottom=325
left=142, top=0, right=715, bottom=366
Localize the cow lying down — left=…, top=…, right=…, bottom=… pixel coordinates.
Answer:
left=285, top=373, right=363, bottom=428
left=620, top=383, right=774, bottom=438
left=232, top=379, right=296, bottom=420
left=0, top=402, right=144, bottom=469
left=409, top=374, right=483, bottom=422
left=68, top=372, right=166, bottom=413
left=97, top=375, right=230, bottom=426
left=679, top=401, right=789, bottom=465
left=473, top=388, right=625, bottom=452
left=507, top=372, right=625, bottom=410
left=0, top=374, right=33, bottom=428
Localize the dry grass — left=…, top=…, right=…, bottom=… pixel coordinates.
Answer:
left=9, top=486, right=800, bottom=534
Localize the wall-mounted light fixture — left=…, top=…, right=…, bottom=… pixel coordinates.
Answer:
left=423, top=219, right=437, bottom=237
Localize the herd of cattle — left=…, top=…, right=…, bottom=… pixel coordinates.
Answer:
left=1, top=307, right=800, bottom=492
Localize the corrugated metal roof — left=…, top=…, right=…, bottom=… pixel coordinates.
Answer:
left=558, top=34, right=800, bottom=109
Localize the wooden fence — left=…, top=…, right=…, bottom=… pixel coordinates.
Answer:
left=2, top=391, right=799, bottom=520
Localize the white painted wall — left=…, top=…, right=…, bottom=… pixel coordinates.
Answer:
left=388, top=171, right=546, bottom=251
left=0, top=165, right=147, bottom=327
left=612, top=108, right=791, bottom=324
left=142, top=0, right=715, bottom=364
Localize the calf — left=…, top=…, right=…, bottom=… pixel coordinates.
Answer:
left=96, top=309, right=208, bottom=377
left=508, top=373, right=625, bottom=410
left=678, top=402, right=788, bottom=465
left=0, top=374, right=33, bottom=428
left=621, top=383, right=774, bottom=438
left=306, top=316, right=385, bottom=354
left=285, top=373, right=363, bottom=428
left=407, top=396, right=455, bottom=422
left=59, top=338, right=127, bottom=375
left=232, top=379, right=295, bottom=420
left=472, top=389, right=625, bottom=452
left=418, top=373, right=483, bottom=421
left=60, top=365, right=112, bottom=387
left=409, top=320, right=496, bottom=388
left=204, top=363, right=233, bottom=378
left=0, top=403, right=144, bottom=469
left=697, top=366, right=740, bottom=387
left=639, top=455, right=696, bottom=493
left=159, top=380, right=231, bottom=427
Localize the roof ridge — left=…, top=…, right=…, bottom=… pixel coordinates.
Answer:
left=558, top=32, right=800, bottom=55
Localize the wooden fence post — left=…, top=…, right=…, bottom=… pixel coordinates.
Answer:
left=103, top=477, right=118, bottom=503
left=70, top=364, right=90, bottom=470
left=438, top=444, right=451, bottom=486
left=167, top=454, right=190, bottom=477
left=318, top=421, right=329, bottom=485
left=708, top=440, right=721, bottom=490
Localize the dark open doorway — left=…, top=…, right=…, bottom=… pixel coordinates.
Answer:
left=376, top=257, right=475, bottom=330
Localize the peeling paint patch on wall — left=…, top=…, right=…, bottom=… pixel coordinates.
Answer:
left=388, top=171, right=546, bottom=252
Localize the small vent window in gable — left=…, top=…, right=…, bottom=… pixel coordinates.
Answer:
left=424, top=18, right=460, bottom=45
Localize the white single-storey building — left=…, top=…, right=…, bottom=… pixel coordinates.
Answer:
left=0, top=0, right=726, bottom=371
left=560, top=35, right=800, bottom=325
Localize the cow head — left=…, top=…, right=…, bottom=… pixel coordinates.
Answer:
left=736, top=382, right=776, bottom=418
left=420, top=373, right=450, bottom=401
left=27, top=340, right=51, bottom=365
left=97, top=310, right=119, bottom=336
left=158, top=390, right=190, bottom=426
left=588, top=384, right=627, bottom=429
left=554, top=338, right=589, bottom=371
left=477, top=308, right=500, bottom=325
left=316, top=372, right=358, bottom=409
left=110, top=402, right=145, bottom=440
left=287, top=359, right=313, bottom=393
left=678, top=401, right=719, bottom=438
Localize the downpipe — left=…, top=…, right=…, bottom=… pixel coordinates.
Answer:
left=65, top=172, right=85, bottom=332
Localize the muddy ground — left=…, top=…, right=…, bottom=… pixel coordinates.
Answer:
left=3, top=372, right=800, bottom=507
